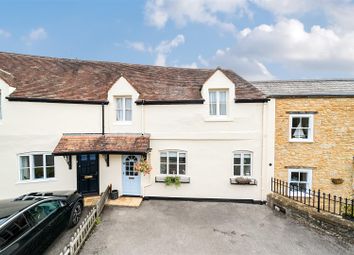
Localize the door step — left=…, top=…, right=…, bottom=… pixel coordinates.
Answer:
left=83, top=196, right=101, bottom=207
left=106, top=196, right=143, bottom=207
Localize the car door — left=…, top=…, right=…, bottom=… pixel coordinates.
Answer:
left=24, top=200, right=66, bottom=254
left=0, top=213, right=32, bottom=255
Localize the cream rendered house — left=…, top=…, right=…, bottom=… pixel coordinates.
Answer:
left=0, top=52, right=274, bottom=202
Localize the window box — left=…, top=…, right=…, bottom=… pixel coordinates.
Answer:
left=230, top=177, right=257, bottom=185
left=155, top=175, right=190, bottom=184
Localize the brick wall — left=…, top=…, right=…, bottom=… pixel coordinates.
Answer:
left=274, top=98, right=354, bottom=198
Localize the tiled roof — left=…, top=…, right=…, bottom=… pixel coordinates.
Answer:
left=53, top=134, right=150, bottom=155
left=0, top=52, right=266, bottom=103
left=252, top=79, right=354, bottom=97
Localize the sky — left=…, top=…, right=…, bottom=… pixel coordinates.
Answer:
left=1, top=0, right=354, bottom=80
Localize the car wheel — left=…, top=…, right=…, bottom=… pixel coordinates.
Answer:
left=68, top=202, right=82, bottom=228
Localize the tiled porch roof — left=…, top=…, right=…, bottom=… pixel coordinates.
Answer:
left=53, top=134, right=150, bottom=155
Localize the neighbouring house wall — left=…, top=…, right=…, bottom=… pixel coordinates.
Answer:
left=274, top=98, right=354, bottom=198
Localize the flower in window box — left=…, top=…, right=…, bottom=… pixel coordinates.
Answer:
left=134, top=159, right=152, bottom=175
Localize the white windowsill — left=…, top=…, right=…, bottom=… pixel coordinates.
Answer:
left=113, top=121, right=133, bottom=126
left=289, top=138, right=313, bottom=143
left=16, top=178, right=58, bottom=184
left=204, top=116, right=233, bottom=122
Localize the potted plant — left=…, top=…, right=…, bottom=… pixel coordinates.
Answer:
left=134, top=159, right=152, bottom=175
left=235, top=177, right=252, bottom=184
left=164, top=176, right=181, bottom=188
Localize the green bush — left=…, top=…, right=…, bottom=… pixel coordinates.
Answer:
left=164, top=176, right=181, bottom=188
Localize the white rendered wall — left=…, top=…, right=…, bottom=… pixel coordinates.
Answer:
left=0, top=70, right=274, bottom=201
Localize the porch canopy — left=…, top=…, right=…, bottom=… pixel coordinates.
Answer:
left=53, top=133, right=150, bottom=156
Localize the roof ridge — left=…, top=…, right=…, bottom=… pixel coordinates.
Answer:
left=252, top=78, right=354, bottom=83
left=0, top=51, right=215, bottom=72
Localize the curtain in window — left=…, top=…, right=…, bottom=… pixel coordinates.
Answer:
left=116, top=98, right=124, bottom=121
left=125, top=98, right=132, bottom=121
left=20, top=156, right=30, bottom=180
left=209, top=91, right=217, bottom=115
left=219, top=91, right=227, bottom=115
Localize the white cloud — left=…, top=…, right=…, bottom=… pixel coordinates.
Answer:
left=155, top=34, right=185, bottom=66
left=145, top=0, right=249, bottom=33
left=211, top=18, right=354, bottom=79
left=24, top=27, right=47, bottom=45
left=252, top=0, right=314, bottom=15
left=0, top=29, right=11, bottom=38
left=126, top=34, right=186, bottom=67
left=126, top=41, right=153, bottom=52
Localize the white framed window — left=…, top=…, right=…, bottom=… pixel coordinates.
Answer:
left=116, top=96, right=132, bottom=122
left=233, top=151, right=253, bottom=177
left=289, top=114, right=314, bottom=142
left=288, top=169, right=312, bottom=192
left=209, top=89, right=228, bottom=116
left=18, top=153, right=55, bottom=181
left=160, top=150, right=186, bottom=175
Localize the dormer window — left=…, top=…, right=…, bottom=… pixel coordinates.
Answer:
left=209, top=89, right=228, bottom=116
left=116, top=96, right=132, bottom=122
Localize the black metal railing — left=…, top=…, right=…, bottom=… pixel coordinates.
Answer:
left=271, top=178, right=354, bottom=220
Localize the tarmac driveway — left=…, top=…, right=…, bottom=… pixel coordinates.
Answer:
left=80, top=200, right=353, bottom=255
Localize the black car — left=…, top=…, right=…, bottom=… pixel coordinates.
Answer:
left=0, top=191, right=83, bottom=255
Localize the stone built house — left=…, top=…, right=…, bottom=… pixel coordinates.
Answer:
left=0, top=52, right=274, bottom=201
left=254, top=80, right=354, bottom=198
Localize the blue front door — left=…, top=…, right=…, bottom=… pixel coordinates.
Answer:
left=122, top=155, right=141, bottom=196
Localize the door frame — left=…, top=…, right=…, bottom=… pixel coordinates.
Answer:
left=77, top=154, right=100, bottom=196
left=122, top=155, right=141, bottom=196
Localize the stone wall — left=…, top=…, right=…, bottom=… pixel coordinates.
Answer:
left=267, top=193, right=354, bottom=244
left=274, top=98, right=354, bottom=198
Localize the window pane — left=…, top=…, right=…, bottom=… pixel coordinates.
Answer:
left=20, top=156, right=30, bottom=168
left=179, top=153, right=186, bottom=164
left=33, top=155, right=43, bottom=167
left=160, top=164, right=167, bottom=174
left=234, top=154, right=241, bottom=164
left=290, top=172, right=299, bottom=181
left=179, top=164, right=186, bottom=175
left=46, top=167, right=55, bottom=178
left=160, top=153, right=167, bottom=163
left=116, top=110, right=124, bottom=121
left=292, top=117, right=301, bottom=128
left=125, top=110, right=132, bottom=121
left=116, top=98, right=123, bottom=110
left=169, top=152, right=177, bottom=163
left=219, top=103, right=227, bottom=115
left=46, top=155, right=54, bottom=166
left=301, top=117, right=309, bottom=128
left=27, top=201, right=60, bottom=225
left=209, top=91, right=217, bottom=115
left=299, top=183, right=307, bottom=191
left=168, top=164, right=177, bottom=175
left=34, top=167, right=44, bottom=179
left=125, top=98, right=132, bottom=110
left=234, top=165, right=241, bottom=176
left=209, top=103, right=217, bottom=115
left=244, top=165, right=251, bottom=176
left=209, top=91, right=216, bottom=103
left=300, top=172, right=308, bottom=182
left=20, top=168, right=30, bottom=180
left=243, top=154, right=251, bottom=164
left=219, top=91, right=227, bottom=103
